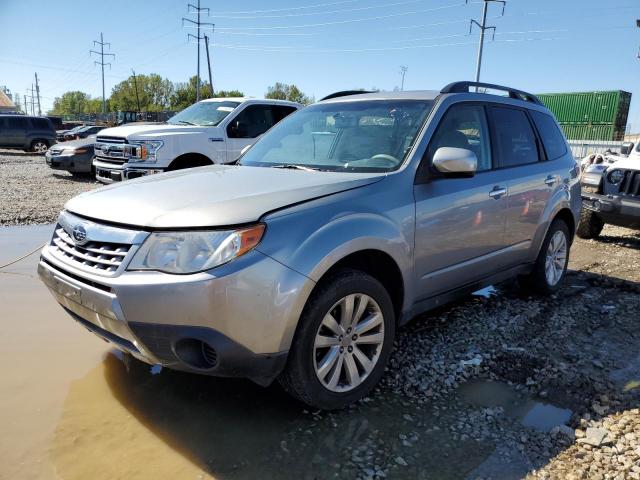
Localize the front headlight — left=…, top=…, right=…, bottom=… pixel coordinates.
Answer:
left=607, top=169, right=624, bottom=185
left=581, top=172, right=602, bottom=187
left=126, top=140, right=164, bottom=163
left=128, top=224, right=265, bottom=274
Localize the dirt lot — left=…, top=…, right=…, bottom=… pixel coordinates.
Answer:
left=0, top=149, right=99, bottom=226
left=0, top=150, right=639, bottom=479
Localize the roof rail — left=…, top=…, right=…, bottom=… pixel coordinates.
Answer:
left=320, top=90, right=377, bottom=101
left=440, top=81, right=543, bottom=105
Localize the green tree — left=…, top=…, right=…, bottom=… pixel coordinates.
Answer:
left=170, top=76, right=243, bottom=110
left=265, top=82, right=313, bottom=105
left=50, top=91, right=91, bottom=115
left=110, top=73, right=174, bottom=112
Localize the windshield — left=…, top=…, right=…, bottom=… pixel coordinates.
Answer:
left=167, top=100, right=240, bottom=127
left=239, top=100, right=433, bottom=172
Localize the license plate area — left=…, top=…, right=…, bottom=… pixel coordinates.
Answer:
left=53, top=275, right=81, bottom=301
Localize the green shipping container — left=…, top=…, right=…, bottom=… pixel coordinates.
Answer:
left=537, top=91, right=631, bottom=126
left=559, top=123, right=626, bottom=141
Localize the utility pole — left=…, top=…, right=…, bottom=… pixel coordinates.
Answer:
left=31, top=84, right=35, bottom=116
left=90, top=33, right=115, bottom=113
left=636, top=19, right=639, bottom=59
left=469, top=0, right=506, bottom=83
left=132, top=69, right=142, bottom=112
left=399, top=66, right=408, bottom=91
left=204, top=33, right=214, bottom=95
left=183, top=0, right=214, bottom=102
left=34, top=73, right=42, bottom=116
left=23, top=95, right=27, bottom=115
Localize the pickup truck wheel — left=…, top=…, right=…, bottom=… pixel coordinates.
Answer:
left=519, top=220, right=570, bottom=295
left=576, top=209, right=604, bottom=239
left=279, top=269, right=395, bottom=410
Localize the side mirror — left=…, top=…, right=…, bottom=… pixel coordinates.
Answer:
left=432, top=147, right=477, bottom=177
left=231, top=120, right=249, bottom=138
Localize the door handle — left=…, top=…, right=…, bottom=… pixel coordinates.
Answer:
left=544, top=175, right=556, bottom=186
left=488, top=186, right=507, bottom=199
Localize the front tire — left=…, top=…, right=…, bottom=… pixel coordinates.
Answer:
left=279, top=269, right=395, bottom=410
left=576, top=208, right=604, bottom=239
left=519, top=220, right=570, bottom=295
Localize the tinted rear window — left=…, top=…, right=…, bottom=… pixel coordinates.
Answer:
left=31, top=118, right=52, bottom=130
left=7, top=117, right=28, bottom=129
left=490, top=107, right=540, bottom=168
left=530, top=111, right=567, bottom=160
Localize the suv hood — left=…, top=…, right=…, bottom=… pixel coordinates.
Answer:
left=65, top=165, right=385, bottom=228
left=98, top=123, right=217, bottom=140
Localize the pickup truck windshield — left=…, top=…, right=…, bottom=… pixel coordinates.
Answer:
left=239, top=100, right=433, bottom=172
left=168, top=100, right=240, bottom=127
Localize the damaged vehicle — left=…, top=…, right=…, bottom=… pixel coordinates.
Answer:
left=38, top=82, right=581, bottom=409
left=578, top=152, right=640, bottom=238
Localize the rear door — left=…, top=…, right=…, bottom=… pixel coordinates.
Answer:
left=413, top=102, right=510, bottom=299
left=4, top=117, right=28, bottom=146
left=487, top=106, right=557, bottom=265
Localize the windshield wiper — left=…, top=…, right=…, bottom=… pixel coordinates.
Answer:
left=175, top=120, right=196, bottom=126
left=270, top=164, right=320, bottom=172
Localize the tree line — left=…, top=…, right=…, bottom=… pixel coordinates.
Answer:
left=49, top=74, right=313, bottom=115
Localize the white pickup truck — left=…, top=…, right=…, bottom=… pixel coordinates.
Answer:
left=93, top=98, right=301, bottom=183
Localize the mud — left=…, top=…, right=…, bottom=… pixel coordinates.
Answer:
left=1, top=224, right=639, bottom=479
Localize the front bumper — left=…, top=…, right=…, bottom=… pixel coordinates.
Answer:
left=582, top=192, right=640, bottom=229
left=93, top=159, right=165, bottom=183
left=38, top=244, right=313, bottom=385
left=46, top=152, right=92, bottom=173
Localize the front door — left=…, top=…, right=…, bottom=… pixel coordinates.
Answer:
left=413, top=103, right=509, bottom=300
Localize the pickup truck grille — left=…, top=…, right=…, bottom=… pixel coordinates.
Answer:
left=618, top=170, right=640, bottom=197
left=50, top=226, right=132, bottom=274
left=94, top=136, right=128, bottom=165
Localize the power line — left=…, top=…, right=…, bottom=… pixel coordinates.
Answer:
left=213, top=0, right=359, bottom=15
left=182, top=0, right=214, bottom=102
left=469, top=0, right=506, bottom=83
left=90, top=32, right=115, bottom=113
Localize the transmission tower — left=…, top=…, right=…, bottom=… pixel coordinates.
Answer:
left=182, top=0, right=214, bottom=102
left=469, top=0, right=506, bottom=83
left=90, top=33, right=115, bottom=113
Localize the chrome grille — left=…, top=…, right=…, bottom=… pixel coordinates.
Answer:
left=50, top=225, right=131, bottom=274
left=95, top=136, right=128, bottom=164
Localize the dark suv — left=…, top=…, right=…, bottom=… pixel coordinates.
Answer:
left=0, top=115, right=56, bottom=153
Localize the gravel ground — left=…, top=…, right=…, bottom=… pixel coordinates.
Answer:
left=2, top=146, right=639, bottom=478
left=0, top=148, right=99, bottom=226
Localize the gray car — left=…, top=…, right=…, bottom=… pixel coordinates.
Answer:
left=38, top=82, right=581, bottom=409
left=45, top=135, right=96, bottom=175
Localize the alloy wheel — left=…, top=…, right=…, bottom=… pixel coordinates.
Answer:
left=545, top=230, right=567, bottom=286
left=33, top=142, right=47, bottom=153
left=313, top=293, right=385, bottom=393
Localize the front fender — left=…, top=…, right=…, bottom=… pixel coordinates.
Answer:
left=257, top=198, right=415, bottom=316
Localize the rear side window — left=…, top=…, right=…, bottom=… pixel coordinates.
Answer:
left=490, top=107, right=539, bottom=168
left=426, top=103, right=492, bottom=172
left=31, top=118, right=51, bottom=130
left=7, top=117, right=28, bottom=129
left=530, top=111, right=567, bottom=160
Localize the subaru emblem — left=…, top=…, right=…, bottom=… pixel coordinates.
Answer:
left=72, top=224, right=88, bottom=244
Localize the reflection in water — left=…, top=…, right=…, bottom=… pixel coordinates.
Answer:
left=458, top=379, right=573, bottom=432
left=51, top=352, right=494, bottom=480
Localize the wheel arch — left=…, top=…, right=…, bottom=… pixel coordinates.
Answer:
left=167, top=152, right=214, bottom=171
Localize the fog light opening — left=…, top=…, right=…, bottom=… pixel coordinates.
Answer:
left=174, top=338, right=218, bottom=370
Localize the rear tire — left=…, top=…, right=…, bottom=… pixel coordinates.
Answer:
left=279, top=269, right=395, bottom=410
left=519, top=219, right=570, bottom=295
left=576, top=208, right=604, bottom=239
left=30, top=140, right=49, bottom=154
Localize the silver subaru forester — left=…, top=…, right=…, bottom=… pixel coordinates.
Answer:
left=38, top=82, right=581, bottom=409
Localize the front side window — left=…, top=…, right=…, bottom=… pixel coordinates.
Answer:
left=530, top=110, right=567, bottom=160
left=426, top=103, right=492, bottom=172
left=490, top=107, right=540, bottom=168
left=227, top=105, right=277, bottom=139
left=240, top=100, right=433, bottom=172
left=167, top=100, right=240, bottom=127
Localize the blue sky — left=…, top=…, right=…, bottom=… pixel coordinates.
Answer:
left=2, top=0, right=639, bottom=130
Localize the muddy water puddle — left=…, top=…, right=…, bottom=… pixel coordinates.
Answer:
left=0, top=225, right=570, bottom=479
